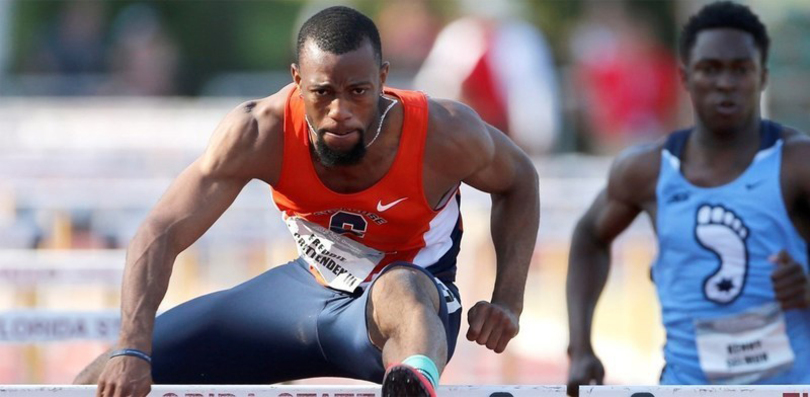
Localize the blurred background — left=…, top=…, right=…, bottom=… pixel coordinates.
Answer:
left=0, top=0, right=808, bottom=386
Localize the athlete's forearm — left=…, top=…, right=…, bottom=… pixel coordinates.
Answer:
left=566, top=218, right=611, bottom=356
left=489, top=164, right=539, bottom=316
left=113, top=162, right=249, bottom=352
left=117, top=221, right=178, bottom=352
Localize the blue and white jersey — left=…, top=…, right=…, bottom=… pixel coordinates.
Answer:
left=653, top=120, right=810, bottom=384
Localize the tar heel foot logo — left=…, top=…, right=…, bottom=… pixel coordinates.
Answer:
left=695, top=204, right=749, bottom=304
left=377, top=197, right=407, bottom=212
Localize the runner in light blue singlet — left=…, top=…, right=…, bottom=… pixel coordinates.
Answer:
left=566, top=3, right=810, bottom=392
left=655, top=120, right=810, bottom=384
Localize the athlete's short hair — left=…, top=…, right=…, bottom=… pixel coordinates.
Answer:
left=679, top=1, right=770, bottom=65
left=296, top=6, right=382, bottom=66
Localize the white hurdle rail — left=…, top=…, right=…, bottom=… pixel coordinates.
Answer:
left=4, top=386, right=810, bottom=397
left=0, top=385, right=566, bottom=397
left=0, top=249, right=125, bottom=286
left=580, top=385, right=810, bottom=396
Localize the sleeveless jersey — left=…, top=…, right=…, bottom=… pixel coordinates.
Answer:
left=271, top=86, right=462, bottom=292
left=654, top=120, right=810, bottom=384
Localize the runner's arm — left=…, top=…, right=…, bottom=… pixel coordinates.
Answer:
left=425, top=100, right=537, bottom=353
left=566, top=144, right=660, bottom=356
left=773, top=133, right=810, bottom=310
left=793, top=138, right=810, bottom=309
left=462, top=122, right=539, bottom=319
left=566, top=188, right=640, bottom=357
left=117, top=103, right=272, bottom=353
left=565, top=146, right=656, bottom=396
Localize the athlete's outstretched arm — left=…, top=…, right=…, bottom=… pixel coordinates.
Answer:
left=94, top=100, right=282, bottom=397
left=566, top=147, right=656, bottom=397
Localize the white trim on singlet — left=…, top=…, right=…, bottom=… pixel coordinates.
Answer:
left=662, top=139, right=783, bottom=172
left=412, top=196, right=460, bottom=267
left=753, top=138, right=782, bottom=162
left=662, top=148, right=680, bottom=170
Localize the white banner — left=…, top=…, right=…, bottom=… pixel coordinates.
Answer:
left=0, top=385, right=566, bottom=397
left=581, top=386, right=810, bottom=396
left=0, top=310, right=119, bottom=343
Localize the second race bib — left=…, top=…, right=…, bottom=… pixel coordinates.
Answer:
left=694, top=302, right=794, bottom=384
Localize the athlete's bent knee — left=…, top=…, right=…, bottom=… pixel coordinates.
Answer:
left=371, top=264, right=440, bottom=312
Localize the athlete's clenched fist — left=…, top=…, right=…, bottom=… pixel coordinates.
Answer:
left=566, top=351, right=605, bottom=397
left=97, top=356, right=152, bottom=397
left=465, top=301, right=519, bottom=353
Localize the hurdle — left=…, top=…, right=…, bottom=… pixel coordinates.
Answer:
left=0, top=249, right=126, bottom=382
left=0, top=249, right=125, bottom=286
left=0, top=310, right=119, bottom=343
left=5, top=385, right=809, bottom=397
left=0, top=249, right=126, bottom=345
left=0, top=385, right=566, bottom=397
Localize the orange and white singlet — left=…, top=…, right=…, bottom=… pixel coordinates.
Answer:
left=272, top=87, right=462, bottom=292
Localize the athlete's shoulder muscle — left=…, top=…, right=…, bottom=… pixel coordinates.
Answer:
left=606, top=139, right=664, bottom=207
left=781, top=126, right=810, bottom=169
left=780, top=127, right=810, bottom=216
left=200, top=84, right=292, bottom=185
left=577, top=140, right=664, bottom=244
left=424, top=98, right=493, bottom=182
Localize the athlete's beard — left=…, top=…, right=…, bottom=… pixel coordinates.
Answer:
left=311, top=126, right=367, bottom=167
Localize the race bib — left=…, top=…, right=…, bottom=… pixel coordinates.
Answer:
left=287, top=217, right=385, bottom=292
left=695, top=303, right=795, bottom=384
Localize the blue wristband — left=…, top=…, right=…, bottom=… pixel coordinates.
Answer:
left=109, top=348, right=152, bottom=365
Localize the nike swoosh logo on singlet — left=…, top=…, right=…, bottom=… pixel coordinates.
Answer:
left=377, top=197, right=408, bottom=212
left=745, top=180, right=765, bottom=190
